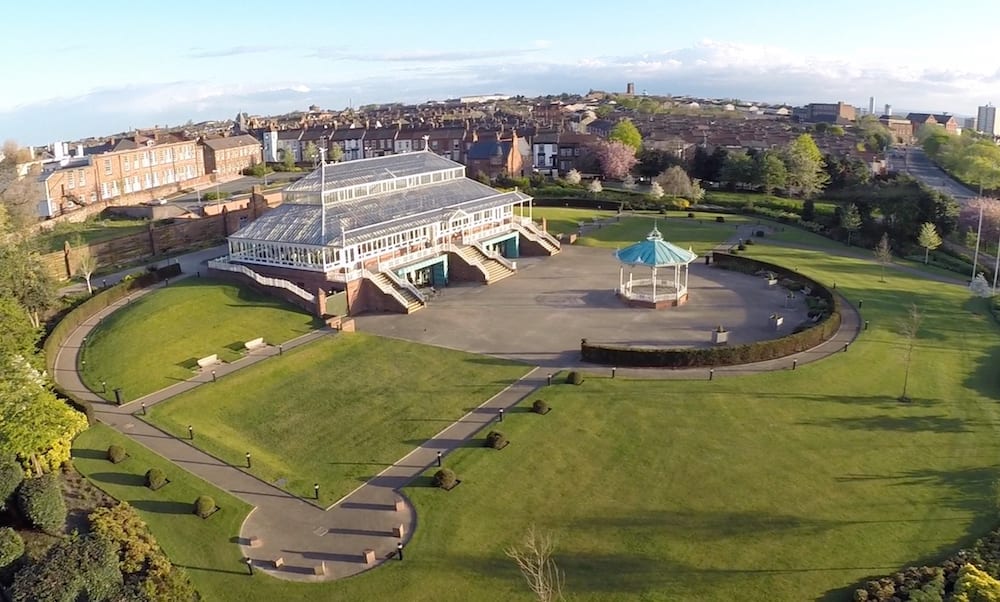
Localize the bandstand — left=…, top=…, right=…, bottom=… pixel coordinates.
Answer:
left=615, top=224, right=697, bottom=309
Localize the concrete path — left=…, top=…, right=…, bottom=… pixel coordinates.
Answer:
left=56, top=225, right=870, bottom=583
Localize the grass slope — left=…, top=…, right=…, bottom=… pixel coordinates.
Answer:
left=80, top=278, right=320, bottom=400
left=35, top=217, right=150, bottom=253
left=146, top=333, right=531, bottom=504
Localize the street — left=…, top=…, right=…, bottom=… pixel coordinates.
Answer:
left=888, top=146, right=977, bottom=203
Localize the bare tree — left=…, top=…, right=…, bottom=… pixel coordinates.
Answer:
left=505, top=526, right=565, bottom=602
left=74, top=243, right=98, bottom=294
left=898, top=304, right=923, bottom=402
left=874, top=233, right=892, bottom=282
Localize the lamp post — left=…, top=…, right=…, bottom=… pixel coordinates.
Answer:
left=213, top=169, right=221, bottom=210
left=245, top=558, right=254, bottom=576
left=397, top=542, right=404, bottom=561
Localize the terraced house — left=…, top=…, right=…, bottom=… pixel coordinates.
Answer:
left=212, top=151, right=560, bottom=315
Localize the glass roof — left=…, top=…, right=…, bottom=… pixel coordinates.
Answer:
left=284, top=151, right=463, bottom=197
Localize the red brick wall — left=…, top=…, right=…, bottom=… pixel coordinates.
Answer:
left=447, top=251, right=487, bottom=283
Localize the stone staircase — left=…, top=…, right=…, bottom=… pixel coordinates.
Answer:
left=366, top=272, right=425, bottom=313
left=459, top=245, right=516, bottom=283
left=515, top=219, right=561, bottom=255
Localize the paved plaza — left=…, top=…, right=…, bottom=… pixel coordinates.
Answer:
left=357, top=245, right=813, bottom=368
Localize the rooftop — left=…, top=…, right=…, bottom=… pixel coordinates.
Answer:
left=615, top=225, right=697, bottom=267
left=284, top=151, right=463, bottom=195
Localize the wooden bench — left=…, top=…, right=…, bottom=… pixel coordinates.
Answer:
left=363, top=549, right=376, bottom=564
left=244, top=337, right=265, bottom=351
left=272, top=557, right=284, bottom=569
left=312, top=561, right=326, bottom=576
left=392, top=524, right=405, bottom=538
left=394, top=498, right=406, bottom=512
left=245, top=535, right=262, bottom=548
left=196, top=354, right=219, bottom=369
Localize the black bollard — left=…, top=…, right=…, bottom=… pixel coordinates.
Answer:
left=246, top=452, right=252, bottom=468
left=498, top=408, right=504, bottom=422
left=188, top=425, right=194, bottom=440
left=843, top=343, right=849, bottom=353
left=314, top=483, right=320, bottom=499
left=864, top=320, right=870, bottom=331
left=141, top=402, right=146, bottom=415
left=397, top=542, right=404, bottom=561
left=246, top=558, right=254, bottom=576
left=792, top=359, right=798, bottom=370
left=436, top=451, right=442, bottom=467
left=858, top=299, right=863, bottom=309
left=212, top=370, right=217, bottom=383
left=709, top=369, right=714, bottom=381
left=611, top=367, right=617, bottom=379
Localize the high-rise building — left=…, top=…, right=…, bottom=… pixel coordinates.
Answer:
left=977, top=104, right=998, bottom=136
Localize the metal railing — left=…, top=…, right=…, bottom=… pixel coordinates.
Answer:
left=208, top=259, right=316, bottom=303
left=362, top=269, right=415, bottom=309
left=513, top=216, right=561, bottom=250
left=382, top=269, right=426, bottom=304
left=472, top=242, right=516, bottom=271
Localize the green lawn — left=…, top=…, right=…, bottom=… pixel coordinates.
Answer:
left=146, top=333, right=531, bottom=504
left=573, top=214, right=752, bottom=254
left=530, top=207, right=618, bottom=235
left=80, top=278, right=321, bottom=400
left=35, top=216, right=150, bottom=253
left=73, top=242, right=1000, bottom=601
left=72, top=424, right=252, bottom=594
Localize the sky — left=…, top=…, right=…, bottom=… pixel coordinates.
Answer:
left=2, top=0, right=999, bottom=145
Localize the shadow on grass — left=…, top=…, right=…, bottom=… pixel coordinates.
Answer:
left=178, top=357, right=200, bottom=371
left=131, top=500, right=196, bottom=514
left=402, top=438, right=480, bottom=449
left=964, top=341, right=1000, bottom=402
left=798, top=414, right=973, bottom=434
left=88, top=472, right=145, bottom=487
left=72, top=448, right=110, bottom=460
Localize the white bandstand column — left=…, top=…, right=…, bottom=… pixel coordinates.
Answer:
left=651, top=266, right=657, bottom=299
left=619, top=265, right=624, bottom=293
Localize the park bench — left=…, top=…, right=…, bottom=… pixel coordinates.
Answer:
left=244, top=337, right=265, bottom=351
left=196, top=354, right=219, bottom=369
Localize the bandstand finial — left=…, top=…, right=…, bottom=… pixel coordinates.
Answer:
left=647, top=221, right=663, bottom=241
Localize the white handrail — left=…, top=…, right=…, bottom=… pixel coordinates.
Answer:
left=472, top=242, right=516, bottom=270
left=382, top=269, right=426, bottom=303
left=362, top=269, right=414, bottom=309
left=513, top=217, right=561, bottom=250
left=208, top=259, right=315, bottom=302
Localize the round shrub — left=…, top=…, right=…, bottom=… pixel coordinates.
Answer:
left=432, top=468, right=456, bottom=489
left=0, top=527, right=24, bottom=569
left=107, top=445, right=126, bottom=464
left=715, top=216, right=726, bottom=223
left=744, top=238, right=755, bottom=246
left=485, top=430, right=508, bottom=449
left=687, top=212, right=695, bottom=218
left=0, top=455, right=23, bottom=510
left=17, top=473, right=66, bottom=534
left=737, top=243, right=746, bottom=251
left=566, top=371, right=583, bottom=385
left=532, top=399, right=549, bottom=414
left=193, top=495, right=216, bottom=518
left=145, top=468, right=166, bottom=491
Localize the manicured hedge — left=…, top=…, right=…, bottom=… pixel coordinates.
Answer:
left=42, top=265, right=179, bottom=423
left=581, top=253, right=842, bottom=368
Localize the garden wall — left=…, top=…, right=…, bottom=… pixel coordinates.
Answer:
left=581, top=252, right=842, bottom=368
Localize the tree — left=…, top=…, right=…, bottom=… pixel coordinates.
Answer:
left=17, top=473, right=66, bottom=533
left=280, top=149, right=295, bottom=171
left=635, top=148, right=680, bottom=179
left=0, top=527, right=24, bottom=570
left=72, top=238, right=98, bottom=294
left=564, top=169, right=582, bottom=185
left=898, top=304, right=923, bottom=402
left=622, top=174, right=636, bottom=190
left=0, top=241, right=56, bottom=329
left=0, top=295, right=39, bottom=370
left=587, top=179, right=603, bottom=194
left=917, top=222, right=942, bottom=264
left=754, top=152, right=788, bottom=194
left=801, top=199, right=816, bottom=222
left=0, top=143, right=39, bottom=229
left=594, top=105, right=614, bottom=119
left=970, top=273, right=992, bottom=298
left=648, top=181, right=664, bottom=199
left=10, top=533, right=122, bottom=602
left=842, top=203, right=862, bottom=246
left=874, top=233, right=892, bottom=282
left=783, top=134, right=829, bottom=198
left=303, top=142, right=319, bottom=164
left=608, top=119, right=642, bottom=151
left=328, top=144, right=344, bottom=163
left=505, top=526, right=565, bottom=602
left=689, top=146, right=728, bottom=182
left=719, top=151, right=754, bottom=190
left=0, top=454, right=23, bottom=510
left=591, top=140, right=638, bottom=180
left=656, top=165, right=700, bottom=198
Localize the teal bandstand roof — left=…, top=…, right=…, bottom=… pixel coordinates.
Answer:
left=615, top=225, right=697, bottom=267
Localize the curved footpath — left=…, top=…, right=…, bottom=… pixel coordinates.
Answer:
left=55, top=233, right=870, bottom=582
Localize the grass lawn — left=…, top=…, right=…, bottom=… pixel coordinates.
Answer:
left=72, top=424, right=252, bottom=595
left=74, top=242, right=1000, bottom=601
left=35, top=216, right=150, bottom=253
left=530, top=206, right=617, bottom=235
left=80, top=278, right=321, bottom=400
left=146, top=333, right=530, bottom=504
left=573, top=213, right=753, bottom=254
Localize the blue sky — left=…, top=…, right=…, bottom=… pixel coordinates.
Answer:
left=2, top=0, right=999, bottom=144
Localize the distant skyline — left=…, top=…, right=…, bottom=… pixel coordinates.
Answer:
left=3, top=0, right=1000, bottom=144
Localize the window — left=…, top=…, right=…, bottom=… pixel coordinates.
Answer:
left=101, top=183, right=110, bottom=199
left=144, top=174, right=152, bottom=189
left=141, top=152, right=149, bottom=167
left=123, top=156, right=130, bottom=172
left=103, top=159, right=112, bottom=175
left=78, top=169, right=86, bottom=186
left=124, top=178, right=132, bottom=193
left=67, top=171, right=75, bottom=189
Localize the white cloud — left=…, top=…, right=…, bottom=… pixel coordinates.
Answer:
left=5, top=38, right=1000, bottom=143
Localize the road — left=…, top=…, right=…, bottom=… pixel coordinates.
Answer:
left=164, top=172, right=304, bottom=211
left=888, top=146, right=977, bottom=203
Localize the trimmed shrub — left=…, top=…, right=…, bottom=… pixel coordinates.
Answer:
left=566, top=371, right=583, bottom=385
left=715, top=216, right=725, bottom=223
left=485, top=430, right=508, bottom=449
left=532, top=399, right=549, bottom=414
left=0, top=455, right=24, bottom=510
left=0, top=527, right=24, bottom=569
left=145, top=468, right=167, bottom=491
left=10, top=533, right=121, bottom=602
left=687, top=212, right=695, bottom=218
left=432, top=468, right=457, bottom=489
left=737, top=243, right=746, bottom=251
left=107, top=444, right=126, bottom=464
left=17, top=473, right=66, bottom=533
left=744, top=238, right=755, bottom=245
left=193, top=495, right=216, bottom=518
